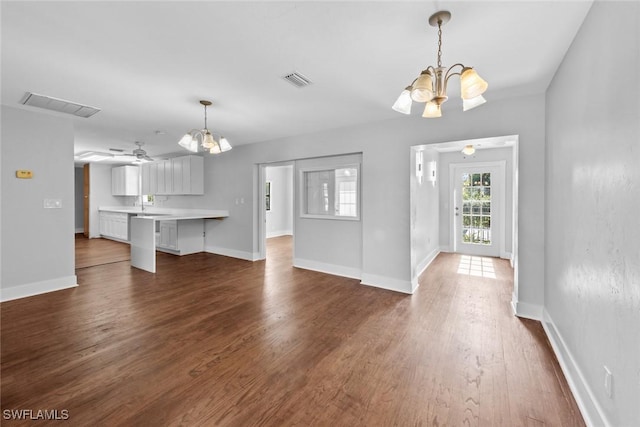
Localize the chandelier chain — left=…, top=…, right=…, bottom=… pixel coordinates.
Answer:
left=437, top=20, right=443, bottom=68
left=203, top=104, right=208, bottom=130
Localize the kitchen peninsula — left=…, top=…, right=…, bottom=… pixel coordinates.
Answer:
left=99, top=207, right=229, bottom=273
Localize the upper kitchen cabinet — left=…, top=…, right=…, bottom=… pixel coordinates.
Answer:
left=141, top=162, right=157, bottom=195
left=112, top=165, right=139, bottom=196
left=172, top=155, right=204, bottom=195
left=141, top=155, right=203, bottom=195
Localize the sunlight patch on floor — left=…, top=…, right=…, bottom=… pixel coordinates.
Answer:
left=457, top=255, right=496, bottom=279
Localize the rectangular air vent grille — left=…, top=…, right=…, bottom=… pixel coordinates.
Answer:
left=282, top=72, right=312, bottom=88
left=22, top=92, right=101, bottom=118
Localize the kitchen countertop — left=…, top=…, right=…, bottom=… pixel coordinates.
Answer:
left=99, top=206, right=229, bottom=220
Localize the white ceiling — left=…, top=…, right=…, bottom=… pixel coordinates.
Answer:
left=1, top=1, right=593, bottom=161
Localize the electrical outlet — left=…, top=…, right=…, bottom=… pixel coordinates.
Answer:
left=44, top=198, right=62, bottom=209
left=604, top=366, right=613, bottom=398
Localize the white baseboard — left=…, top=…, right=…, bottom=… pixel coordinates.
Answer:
left=75, top=228, right=84, bottom=233
left=266, top=230, right=292, bottom=239
left=293, top=258, right=361, bottom=280
left=360, top=273, right=413, bottom=294
left=205, top=245, right=259, bottom=261
left=500, top=251, right=512, bottom=261
left=542, top=309, right=609, bottom=427
left=1, top=275, right=78, bottom=302
left=411, top=248, right=440, bottom=292
left=439, top=245, right=452, bottom=253
left=510, top=299, right=543, bottom=320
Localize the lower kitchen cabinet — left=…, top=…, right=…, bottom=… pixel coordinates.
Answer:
left=156, top=219, right=204, bottom=255
left=99, top=212, right=129, bottom=241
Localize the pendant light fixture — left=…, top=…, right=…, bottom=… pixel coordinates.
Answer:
left=392, top=11, right=488, bottom=118
left=178, top=100, right=232, bottom=154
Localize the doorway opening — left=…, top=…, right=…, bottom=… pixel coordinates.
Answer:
left=409, top=135, right=519, bottom=298
left=258, top=163, right=294, bottom=263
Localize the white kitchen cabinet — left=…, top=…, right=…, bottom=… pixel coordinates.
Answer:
left=157, top=220, right=178, bottom=250
left=171, top=155, right=203, bottom=195
left=141, top=163, right=158, bottom=195
left=156, top=159, right=171, bottom=195
left=156, top=219, right=204, bottom=255
left=141, top=156, right=203, bottom=196
left=112, top=165, right=139, bottom=196
left=171, top=157, right=184, bottom=195
left=99, top=211, right=129, bottom=241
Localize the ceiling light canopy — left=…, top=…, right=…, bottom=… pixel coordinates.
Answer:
left=178, top=100, right=232, bottom=154
left=392, top=11, right=488, bottom=118
left=461, top=144, right=476, bottom=155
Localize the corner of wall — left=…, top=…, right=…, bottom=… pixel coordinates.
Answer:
left=360, top=273, right=413, bottom=294
left=411, top=248, right=440, bottom=292
left=294, top=258, right=361, bottom=280
left=205, top=245, right=260, bottom=261
left=510, top=298, right=543, bottom=321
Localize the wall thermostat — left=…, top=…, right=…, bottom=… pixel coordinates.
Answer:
left=16, top=170, right=33, bottom=179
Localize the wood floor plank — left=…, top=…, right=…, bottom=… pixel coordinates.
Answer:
left=1, top=237, right=585, bottom=426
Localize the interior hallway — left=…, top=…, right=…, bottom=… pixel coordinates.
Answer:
left=1, top=236, right=584, bottom=425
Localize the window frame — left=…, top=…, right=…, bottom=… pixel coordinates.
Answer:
left=299, top=163, right=361, bottom=221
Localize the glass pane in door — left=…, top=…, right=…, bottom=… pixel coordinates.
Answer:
left=461, top=172, right=492, bottom=245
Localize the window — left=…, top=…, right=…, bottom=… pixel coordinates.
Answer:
left=461, top=172, right=491, bottom=245
left=301, top=165, right=360, bottom=220
left=265, top=182, right=271, bottom=211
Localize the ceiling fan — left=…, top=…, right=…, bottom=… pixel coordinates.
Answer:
left=110, top=141, right=154, bottom=163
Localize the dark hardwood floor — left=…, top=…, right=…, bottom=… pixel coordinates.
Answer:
left=1, top=236, right=584, bottom=426
left=74, top=234, right=130, bottom=269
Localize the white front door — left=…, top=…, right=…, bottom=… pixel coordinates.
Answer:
left=453, top=163, right=504, bottom=257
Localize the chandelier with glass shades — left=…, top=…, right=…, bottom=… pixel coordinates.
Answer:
left=178, top=100, right=232, bottom=154
left=392, top=11, right=488, bottom=118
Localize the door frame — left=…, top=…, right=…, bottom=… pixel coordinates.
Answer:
left=449, top=160, right=507, bottom=258
left=83, top=163, right=90, bottom=237
left=257, top=161, right=295, bottom=260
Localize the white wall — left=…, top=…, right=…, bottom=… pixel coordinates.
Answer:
left=74, top=166, right=84, bottom=232
left=265, top=165, right=293, bottom=238
left=293, top=154, right=362, bottom=279
left=1, top=106, right=77, bottom=300
left=438, top=146, right=514, bottom=257
left=545, top=2, right=639, bottom=426
left=200, top=93, right=546, bottom=298
left=410, top=147, right=440, bottom=290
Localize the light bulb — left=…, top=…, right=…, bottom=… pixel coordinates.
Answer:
left=392, top=88, right=413, bottom=114
left=462, top=94, right=487, bottom=111
left=422, top=101, right=441, bottom=118
left=209, top=142, right=222, bottom=154
left=411, top=71, right=434, bottom=102
left=219, top=137, right=232, bottom=152
left=202, top=131, right=216, bottom=149
left=461, top=68, right=488, bottom=100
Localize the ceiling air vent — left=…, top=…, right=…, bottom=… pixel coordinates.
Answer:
left=282, top=72, right=312, bottom=88
left=21, top=92, right=101, bottom=118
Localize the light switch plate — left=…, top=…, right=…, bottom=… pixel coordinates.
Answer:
left=44, top=199, right=62, bottom=209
